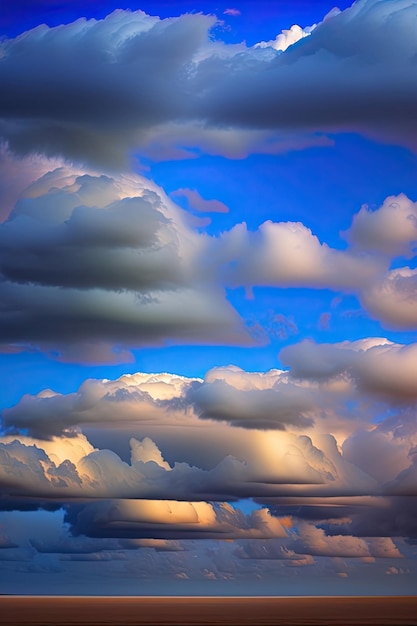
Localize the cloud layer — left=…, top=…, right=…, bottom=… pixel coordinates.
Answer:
left=1, top=160, right=417, bottom=362
left=1, top=0, right=417, bottom=166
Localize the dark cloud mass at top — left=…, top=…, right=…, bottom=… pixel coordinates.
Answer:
left=1, top=0, right=417, bottom=167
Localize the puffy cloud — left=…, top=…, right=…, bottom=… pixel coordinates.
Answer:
left=187, top=378, right=315, bottom=430
left=1, top=371, right=201, bottom=438
left=0, top=146, right=64, bottom=222
left=1, top=162, right=415, bottom=361
left=346, top=194, right=417, bottom=258
left=216, top=220, right=384, bottom=291
left=65, top=499, right=289, bottom=541
left=255, top=24, right=316, bottom=53
left=0, top=168, right=251, bottom=361
left=201, top=0, right=417, bottom=153
left=291, top=523, right=403, bottom=559
left=360, top=267, right=417, bottom=330
left=0, top=10, right=217, bottom=167
left=1, top=1, right=417, bottom=166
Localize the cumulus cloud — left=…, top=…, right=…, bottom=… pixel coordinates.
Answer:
left=1, top=162, right=415, bottom=360
left=0, top=146, right=64, bottom=222
left=1, top=0, right=417, bottom=167
left=0, top=167, right=252, bottom=361
left=346, top=194, right=417, bottom=258
left=291, top=523, right=403, bottom=559
left=64, top=500, right=289, bottom=541
left=255, top=23, right=316, bottom=53
left=360, top=267, right=417, bottom=330
left=1, top=364, right=416, bottom=554
left=281, top=337, right=417, bottom=402
left=215, top=220, right=385, bottom=291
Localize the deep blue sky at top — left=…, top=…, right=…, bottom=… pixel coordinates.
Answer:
left=1, top=0, right=417, bottom=410
left=2, top=0, right=353, bottom=41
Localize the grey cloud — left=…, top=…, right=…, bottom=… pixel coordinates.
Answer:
left=281, top=338, right=417, bottom=403
left=1, top=163, right=414, bottom=362
left=324, top=496, right=417, bottom=540
left=0, top=422, right=381, bottom=506
left=170, top=188, right=229, bottom=214
left=0, top=171, right=185, bottom=292
left=0, top=168, right=251, bottom=361
left=200, top=0, right=417, bottom=151
left=31, top=536, right=122, bottom=555
left=2, top=372, right=198, bottom=438
left=187, top=378, right=315, bottom=430
left=64, top=500, right=288, bottom=541
left=1, top=1, right=417, bottom=167
left=289, top=523, right=403, bottom=559
left=0, top=11, right=215, bottom=167
left=346, top=194, right=417, bottom=258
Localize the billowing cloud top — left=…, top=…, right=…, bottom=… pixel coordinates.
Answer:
left=1, top=0, right=417, bottom=166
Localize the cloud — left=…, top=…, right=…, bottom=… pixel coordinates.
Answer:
left=1, top=362, right=416, bottom=548
left=0, top=431, right=340, bottom=503
left=223, top=9, right=241, bottom=17
left=1, top=1, right=417, bottom=166
left=0, top=146, right=64, bottom=222
left=170, top=188, right=229, bottom=213
left=0, top=10, right=217, bottom=167
left=201, top=0, right=417, bottom=153
left=346, top=194, right=417, bottom=258
left=0, top=533, right=18, bottom=549
left=215, top=220, right=385, bottom=292
left=0, top=167, right=251, bottom=361
left=360, top=267, right=417, bottom=330
left=255, top=24, right=316, bottom=53
left=1, top=371, right=202, bottom=438
left=187, top=378, right=315, bottom=430
left=1, top=162, right=415, bottom=361
left=290, top=523, right=403, bottom=559
left=65, top=499, right=289, bottom=541
left=281, top=337, right=417, bottom=402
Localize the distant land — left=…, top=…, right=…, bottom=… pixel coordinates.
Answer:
left=1, top=596, right=416, bottom=625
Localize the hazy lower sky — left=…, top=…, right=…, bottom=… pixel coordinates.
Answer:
left=0, top=0, right=417, bottom=596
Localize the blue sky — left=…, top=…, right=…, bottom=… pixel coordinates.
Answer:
left=0, top=0, right=417, bottom=596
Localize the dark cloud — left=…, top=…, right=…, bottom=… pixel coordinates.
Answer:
left=0, top=11, right=215, bottom=167
left=1, top=1, right=417, bottom=167
left=0, top=168, right=251, bottom=361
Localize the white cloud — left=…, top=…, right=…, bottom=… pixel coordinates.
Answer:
left=255, top=24, right=316, bottom=53
left=0, top=167, right=251, bottom=361
left=360, top=267, right=417, bottom=329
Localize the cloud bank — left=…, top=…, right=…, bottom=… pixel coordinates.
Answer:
left=1, top=0, right=417, bottom=166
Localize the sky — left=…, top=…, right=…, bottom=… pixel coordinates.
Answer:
left=0, top=0, right=417, bottom=597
